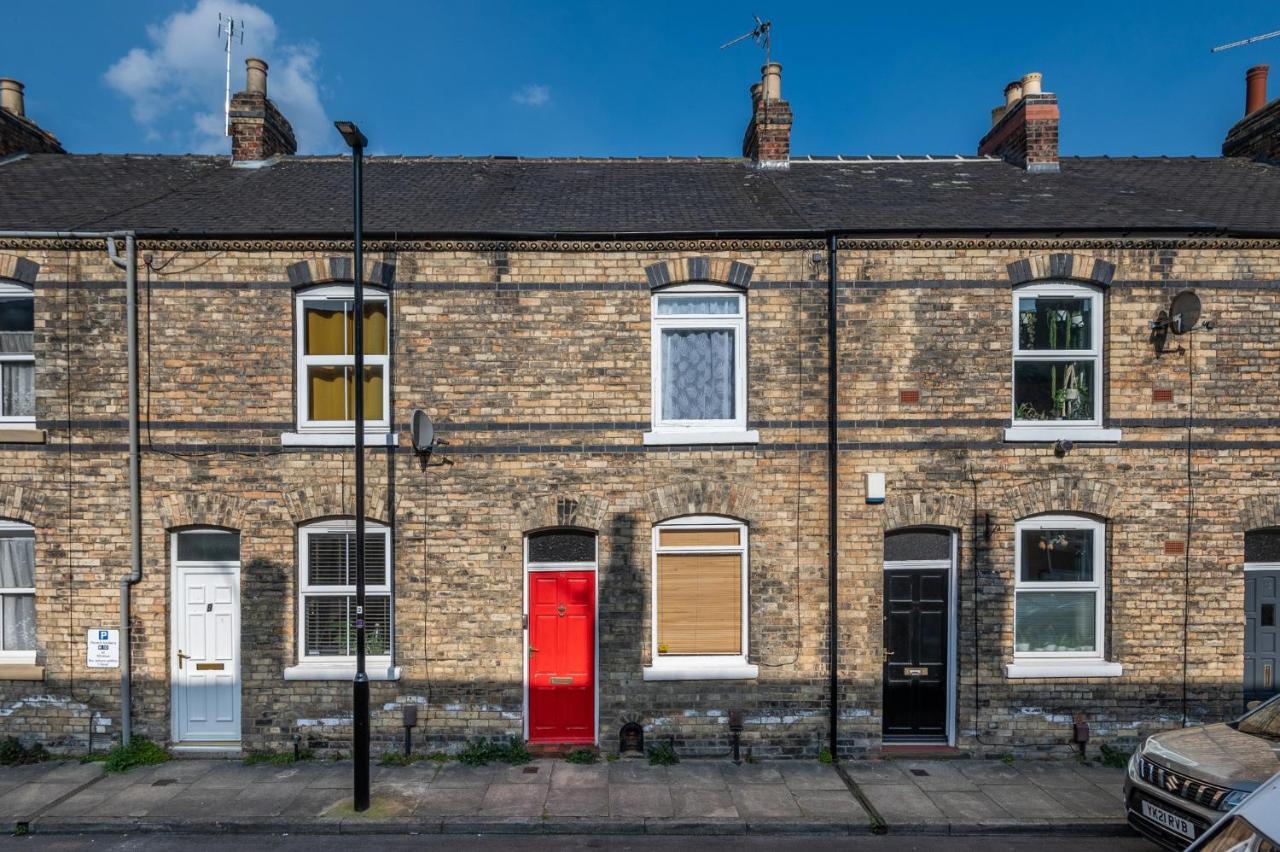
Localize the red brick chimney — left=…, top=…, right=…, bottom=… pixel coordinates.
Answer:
left=229, top=58, right=297, bottom=163
left=742, top=62, right=792, bottom=169
left=1224, top=65, right=1280, bottom=159
left=0, top=78, right=65, bottom=156
left=978, top=72, right=1059, bottom=172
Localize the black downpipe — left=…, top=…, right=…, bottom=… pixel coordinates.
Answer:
left=827, top=235, right=840, bottom=757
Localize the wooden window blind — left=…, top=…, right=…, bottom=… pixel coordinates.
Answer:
left=656, top=552, right=741, bottom=654
left=658, top=528, right=740, bottom=548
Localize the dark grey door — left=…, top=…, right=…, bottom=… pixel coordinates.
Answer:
left=1245, top=571, right=1280, bottom=705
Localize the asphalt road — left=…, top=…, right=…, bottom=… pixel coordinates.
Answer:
left=0, top=834, right=1160, bottom=851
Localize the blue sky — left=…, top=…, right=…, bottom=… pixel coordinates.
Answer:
left=8, top=1, right=1280, bottom=157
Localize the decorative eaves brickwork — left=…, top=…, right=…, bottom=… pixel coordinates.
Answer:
left=286, top=256, right=396, bottom=287
left=516, top=495, right=609, bottom=533
left=882, top=492, right=968, bottom=532
left=644, top=257, right=754, bottom=290
left=0, top=253, right=39, bottom=285
left=1006, top=253, right=1116, bottom=287
left=644, top=481, right=754, bottom=523
left=1005, top=476, right=1119, bottom=521
left=154, top=492, right=250, bottom=531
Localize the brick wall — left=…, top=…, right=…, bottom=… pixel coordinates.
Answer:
left=0, top=239, right=1276, bottom=758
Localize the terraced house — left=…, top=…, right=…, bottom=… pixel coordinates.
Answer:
left=2, top=57, right=1280, bottom=759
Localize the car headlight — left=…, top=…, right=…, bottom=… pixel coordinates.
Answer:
left=1220, top=789, right=1250, bottom=812
left=1127, top=750, right=1141, bottom=781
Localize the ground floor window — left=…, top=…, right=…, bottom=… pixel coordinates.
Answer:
left=1013, top=515, right=1105, bottom=660
left=0, top=522, right=35, bottom=662
left=644, top=515, right=756, bottom=680
left=298, top=520, right=391, bottom=662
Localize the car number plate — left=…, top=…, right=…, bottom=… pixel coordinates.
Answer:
left=1142, top=800, right=1196, bottom=839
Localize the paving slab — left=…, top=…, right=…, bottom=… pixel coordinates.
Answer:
left=412, top=785, right=486, bottom=816
left=137, top=785, right=246, bottom=819
left=545, top=785, right=610, bottom=817
left=1017, top=760, right=1108, bottom=789
left=1040, top=783, right=1127, bottom=818
left=983, top=782, right=1074, bottom=819
left=609, top=783, right=674, bottom=817
left=926, top=790, right=1014, bottom=821
left=608, top=760, right=667, bottom=784
left=670, top=786, right=738, bottom=819
left=893, top=760, right=980, bottom=792
left=723, top=763, right=785, bottom=785
left=956, top=760, right=1025, bottom=783
left=31, top=762, right=107, bottom=785
left=730, top=784, right=802, bottom=819
left=479, top=782, right=548, bottom=817
left=859, top=782, right=947, bottom=822
left=667, top=761, right=729, bottom=789
left=839, top=760, right=911, bottom=784
left=549, top=762, right=608, bottom=787
left=500, top=761, right=553, bottom=784
left=794, top=788, right=868, bottom=821
left=230, top=780, right=309, bottom=816
left=0, top=780, right=86, bottom=819
left=431, top=762, right=500, bottom=788
left=96, top=782, right=185, bottom=818
left=778, top=762, right=847, bottom=791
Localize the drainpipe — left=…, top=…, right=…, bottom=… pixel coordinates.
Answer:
left=106, top=235, right=141, bottom=746
left=827, top=234, right=840, bottom=758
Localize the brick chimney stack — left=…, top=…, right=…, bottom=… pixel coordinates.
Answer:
left=742, top=62, right=792, bottom=169
left=978, top=72, right=1059, bottom=173
left=229, top=58, right=297, bottom=163
left=0, top=78, right=66, bottom=156
left=1224, top=65, right=1280, bottom=159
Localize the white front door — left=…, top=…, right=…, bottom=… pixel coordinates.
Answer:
left=171, top=531, right=241, bottom=744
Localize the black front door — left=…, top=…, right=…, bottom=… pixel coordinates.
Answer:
left=1246, top=571, right=1280, bottom=705
left=883, top=569, right=949, bottom=742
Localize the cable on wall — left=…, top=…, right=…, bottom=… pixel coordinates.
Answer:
left=1182, top=333, right=1195, bottom=727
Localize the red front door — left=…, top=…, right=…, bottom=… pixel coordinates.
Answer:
left=528, top=570, right=595, bottom=744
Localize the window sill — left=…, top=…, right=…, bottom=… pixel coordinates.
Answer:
left=643, top=657, right=758, bottom=681
left=1003, top=426, right=1122, bottom=444
left=1005, top=661, right=1123, bottom=679
left=0, top=428, right=46, bottom=444
left=281, top=431, right=399, bottom=448
left=0, top=660, right=43, bottom=681
left=643, top=429, right=759, bottom=447
left=283, top=663, right=401, bottom=681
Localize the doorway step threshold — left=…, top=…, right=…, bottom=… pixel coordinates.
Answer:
left=878, top=744, right=964, bottom=758
left=527, top=742, right=597, bottom=758
left=171, top=742, right=243, bottom=757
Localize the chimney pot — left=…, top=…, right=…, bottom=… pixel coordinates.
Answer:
left=1021, top=72, right=1043, bottom=96
left=1246, top=65, right=1269, bottom=116
left=1004, top=80, right=1023, bottom=106
left=991, top=105, right=1006, bottom=127
left=245, top=58, right=268, bottom=96
left=0, top=79, right=24, bottom=117
left=761, top=62, right=782, bottom=101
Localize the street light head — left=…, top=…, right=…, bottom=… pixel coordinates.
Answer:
left=334, top=120, right=367, bottom=149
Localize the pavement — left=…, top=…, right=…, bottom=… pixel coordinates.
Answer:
left=0, top=756, right=1136, bottom=839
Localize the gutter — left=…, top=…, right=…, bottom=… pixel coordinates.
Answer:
left=826, top=235, right=840, bottom=759
left=0, top=230, right=141, bottom=747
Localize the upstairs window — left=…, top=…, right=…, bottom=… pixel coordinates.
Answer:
left=0, top=522, right=35, bottom=662
left=0, top=285, right=34, bottom=424
left=298, top=520, right=391, bottom=662
left=1012, top=283, right=1102, bottom=428
left=648, top=286, right=749, bottom=443
left=295, top=286, right=389, bottom=432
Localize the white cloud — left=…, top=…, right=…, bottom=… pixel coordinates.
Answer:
left=511, top=84, right=551, bottom=108
left=104, top=0, right=334, bottom=154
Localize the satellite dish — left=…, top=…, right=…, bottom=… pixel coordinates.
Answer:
left=410, top=410, right=436, bottom=453
left=1169, top=290, right=1201, bottom=335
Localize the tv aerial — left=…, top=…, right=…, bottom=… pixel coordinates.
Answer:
left=721, top=15, right=773, bottom=65
left=218, top=13, right=245, bottom=136
left=1212, top=28, right=1280, bottom=53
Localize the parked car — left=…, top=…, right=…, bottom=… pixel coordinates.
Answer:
left=1126, top=695, right=1280, bottom=849
left=1185, top=770, right=1280, bottom=851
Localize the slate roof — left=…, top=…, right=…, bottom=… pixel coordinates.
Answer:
left=3, top=152, right=1280, bottom=237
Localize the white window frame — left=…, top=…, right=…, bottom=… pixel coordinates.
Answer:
left=0, top=520, right=36, bottom=665
left=293, top=284, right=390, bottom=435
left=644, top=514, right=757, bottom=681
left=286, top=518, right=398, bottom=681
left=644, top=284, right=757, bottom=446
left=1005, top=282, right=1120, bottom=443
left=1007, top=514, right=1121, bottom=679
left=0, top=282, right=35, bottom=427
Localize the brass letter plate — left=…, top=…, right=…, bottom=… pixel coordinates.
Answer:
left=549, top=676, right=573, bottom=684
left=195, top=662, right=225, bottom=671
left=903, top=667, right=927, bottom=677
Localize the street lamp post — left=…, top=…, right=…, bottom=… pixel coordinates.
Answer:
left=335, top=119, right=370, bottom=813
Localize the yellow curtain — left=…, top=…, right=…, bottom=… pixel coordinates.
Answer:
left=356, top=366, right=383, bottom=420
left=308, top=367, right=346, bottom=420
left=305, top=304, right=346, bottom=355
left=361, top=303, right=387, bottom=355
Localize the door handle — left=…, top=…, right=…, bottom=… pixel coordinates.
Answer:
left=883, top=648, right=894, bottom=661
left=528, top=646, right=538, bottom=655
left=177, top=650, right=190, bottom=669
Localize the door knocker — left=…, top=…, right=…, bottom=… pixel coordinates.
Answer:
left=557, top=603, right=567, bottom=617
